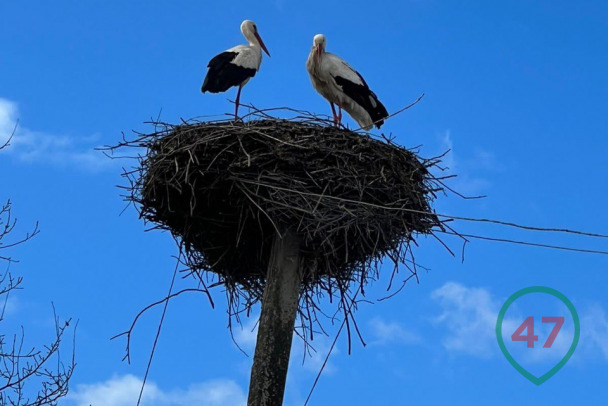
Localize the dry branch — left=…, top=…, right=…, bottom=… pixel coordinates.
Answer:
left=0, top=201, right=75, bottom=406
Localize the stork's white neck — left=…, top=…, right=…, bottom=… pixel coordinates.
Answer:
left=242, top=28, right=259, bottom=48
left=247, top=36, right=261, bottom=48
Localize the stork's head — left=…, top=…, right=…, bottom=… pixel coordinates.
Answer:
left=241, top=20, right=270, bottom=57
left=312, top=34, right=326, bottom=62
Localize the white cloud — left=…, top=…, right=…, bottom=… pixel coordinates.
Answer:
left=439, top=131, right=456, bottom=172
left=65, top=374, right=246, bottom=406
left=1, top=294, right=19, bottom=318
left=0, top=98, right=18, bottom=143
left=234, top=317, right=259, bottom=350
left=431, top=282, right=501, bottom=358
left=430, top=282, right=568, bottom=362
left=368, top=317, right=422, bottom=346
left=292, top=335, right=339, bottom=374
left=437, top=131, right=494, bottom=196
left=430, top=282, right=608, bottom=367
left=582, top=304, right=608, bottom=359
left=470, top=147, right=502, bottom=172
left=0, top=97, right=111, bottom=171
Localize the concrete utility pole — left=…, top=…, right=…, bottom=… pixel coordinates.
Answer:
left=247, top=229, right=302, bottom=406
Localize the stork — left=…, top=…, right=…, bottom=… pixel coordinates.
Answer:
left=306, top=34, right=388, bottom=131
left=201, top=20, right=270, bottom=119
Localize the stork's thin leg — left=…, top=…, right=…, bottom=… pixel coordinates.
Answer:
left=234, top=85, right=243, bottom=120
left=329, top=102, right=338, bottom=125
left=337, top=104, right=343, bottom=126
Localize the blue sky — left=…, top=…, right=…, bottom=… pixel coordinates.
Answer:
left=1, top=1, right=607, bottom=405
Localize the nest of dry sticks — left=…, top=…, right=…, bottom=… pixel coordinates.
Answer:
left=115, top=107, right=448, bottom=323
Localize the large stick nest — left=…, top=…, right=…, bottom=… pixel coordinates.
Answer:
left=117, top=109, right=447, bottom=317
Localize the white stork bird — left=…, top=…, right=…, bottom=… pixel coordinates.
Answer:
left=201, top=20, right=270, bottom=118
left=306, top=34, right=388, bottom=130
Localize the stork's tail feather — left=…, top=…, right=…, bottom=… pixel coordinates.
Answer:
left=201, top=71, right=232, bottom=93
left=201, top=76, right=211, bottom=93
left=369, top=95, right=389, bottom=129
left=333, top=76, right=389, bottom=130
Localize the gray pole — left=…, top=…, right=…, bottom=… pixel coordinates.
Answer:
left=247, top=229, right=302, bottom=406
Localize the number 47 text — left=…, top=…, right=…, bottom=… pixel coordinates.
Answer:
left=512, top=317, right=565, bottom=349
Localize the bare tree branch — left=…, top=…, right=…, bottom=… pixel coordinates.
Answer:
left=0, top=201, right=75, bottom=406
left=0, top=120, right=18, bottom=151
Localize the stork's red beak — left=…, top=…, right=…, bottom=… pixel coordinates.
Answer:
left=255, top=32, right=271, bottom=57
left=316, top=44, right=322, bottom=61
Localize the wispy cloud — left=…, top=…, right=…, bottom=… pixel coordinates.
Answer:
left=293, top=336, right=339, bottom=375
left=1, top=294, right=19, bottom=318
left=431, top=282, right=608, bottom=366
left=431, top=282, right=571, bottom=363
left=65, top=374, right=246, bottom=406
left=437, top=131, right=500, bottom=196
left=234, top=317, right=259, bottom=349
left=431, top=281, right=500, bottom=358
left=0, top=99, right=18, bottom=143
left=582, top=304, right=608, bottom=359
left=0, top=98, right=112, bottom=171
left=368, top=317, right=422, bottom=346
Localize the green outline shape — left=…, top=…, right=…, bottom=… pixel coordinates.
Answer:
left=496, top=286, right=580, bottom=385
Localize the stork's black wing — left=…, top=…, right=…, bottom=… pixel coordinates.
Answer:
left=201, top=51, right=257, bottom=93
